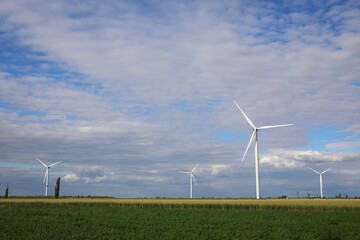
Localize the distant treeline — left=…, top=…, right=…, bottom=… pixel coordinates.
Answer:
left=1, top=195, right=360, bottom=199
left=0, top=195, right=115, bottom=199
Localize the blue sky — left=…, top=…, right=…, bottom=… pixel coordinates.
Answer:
left=0, top=0, right=359, bottom=198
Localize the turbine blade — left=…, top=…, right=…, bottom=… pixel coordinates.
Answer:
left=258, top=124, right=293, bottom=130
left=43, top=170, right=48, bottom=183
left=49, top=161, right=62, bottom=167
left=36, top=157, right=47, bottom=167
left=192, top=174, right=197, bottom=185
left=308, top=167, right=320, bottom=175
left=241, top=130, right=256, bottom=161
left=192, top=163, right=199, bottom=173
left=234, top=101, right=256, bottom=129
left=321, top=167, right=332, bottom=174
left=178, top=171, right=190, bottom=174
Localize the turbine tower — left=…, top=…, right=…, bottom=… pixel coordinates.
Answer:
left=36, top=157, right=61, bottom=197
left=179, top=163, right=199, bottom=198
left=308, top=167, right=332, bottom=198
left=234, top=101, right=293, bottom=199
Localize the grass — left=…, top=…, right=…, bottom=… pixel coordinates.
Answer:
left=1, top=199, right=360, bottom=239
left=1, top=198, right=360, bottom=211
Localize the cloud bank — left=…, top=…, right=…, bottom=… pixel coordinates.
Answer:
left=0, top=0, right=359, bottom=197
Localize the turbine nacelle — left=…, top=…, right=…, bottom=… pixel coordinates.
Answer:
left=37, top=157, right=62, bottom=169
left=308, top=167, right=332, bottom=175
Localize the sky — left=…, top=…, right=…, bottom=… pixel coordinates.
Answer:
left=0, top=0, right=359, bottom=198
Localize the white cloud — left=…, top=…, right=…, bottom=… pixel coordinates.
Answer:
left=341, top=123, right=360, bottom=139
left=42, top=114, right=67, bottom=121
left=60, top=172, right=107, bottom=183
left=260, top=149, right=359, bottom=168
left=326, top=141, right=360, bottom=151
left=63, top=173, right=79, bottom=182
left=63, top=166, right=107, bottom=183
left=129, top=176, right=168, bottom=183
left=210, top=164, right=233, bottom=177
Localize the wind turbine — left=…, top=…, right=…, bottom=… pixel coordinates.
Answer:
left=179, top=163, right=199, bottom=198
left=234, top=100, right=293, bottom=199
left=36, top=157, right=61, bottom=197
left=308, top=167, right=332, bottom=198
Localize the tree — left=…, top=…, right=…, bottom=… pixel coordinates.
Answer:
left=5, top=184, right=8, bottom=198
left=336, top=193, right=342, bottom=199
left=55, top=177, right=60, bottom=199
left=296, top=191, right=299, bottom=198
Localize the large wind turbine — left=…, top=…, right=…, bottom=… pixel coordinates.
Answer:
left=308, top=167, right=332, bottom=198
left=234, top=101, right=293, bottom=199
left=36, top=157, right=61, bottom=197
left=179, top=163, right=199, bottom=198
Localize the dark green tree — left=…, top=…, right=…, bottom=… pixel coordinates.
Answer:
left=5, top=184, right=8, bottom=198
left=55, top=177, right=60, bottom=199
left=336, top=193, right=342, bottom=199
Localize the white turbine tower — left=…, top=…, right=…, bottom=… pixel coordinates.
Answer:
left=179, top=163, right=199, bottom=198
left=36, top=157, right=61, bottom=197
left=234, top=101, right=293, bottom=199
left=308, top=167, right=332, bottom=198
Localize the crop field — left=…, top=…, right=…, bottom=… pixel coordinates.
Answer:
left=1, top=198, right=360, bottom=239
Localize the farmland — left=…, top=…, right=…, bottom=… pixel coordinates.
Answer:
left=1, top=198, right=360, bottom=239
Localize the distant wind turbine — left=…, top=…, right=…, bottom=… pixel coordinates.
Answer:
left=308, top=167, right=332, bottom=198
left=36, top=157, right=61, bottom=197
left=234, top=100, right=293, bottom=199
left=179, top=163, right=199, bottom=198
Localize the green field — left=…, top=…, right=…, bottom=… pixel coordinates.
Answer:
left=1, top=199, right=360, bottom=239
